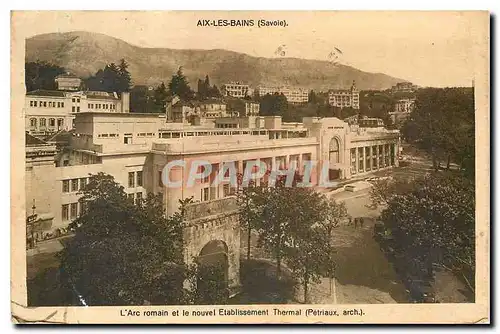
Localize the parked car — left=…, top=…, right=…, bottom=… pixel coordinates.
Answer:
left=344, top=185, right=356, bottom=192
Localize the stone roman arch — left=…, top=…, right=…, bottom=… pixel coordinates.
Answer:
left=182, top=197, right=241, bottom=293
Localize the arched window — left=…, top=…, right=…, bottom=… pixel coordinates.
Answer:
left=40, top=118, right=46, bottom=127
left=30, top=118, right=37, bottom=128
left=329, top=138, right=340, bottom=164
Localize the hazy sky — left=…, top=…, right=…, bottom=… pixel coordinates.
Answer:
left=16, top=11, right=487, bottom=87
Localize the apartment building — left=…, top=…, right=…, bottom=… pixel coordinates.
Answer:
left=257, top=86, right=309, bottom=104
left=25, top=90, right=130, bottom=136
left=328, top=81, right=360, bottom=109
left=221, top=82, right=250, bottom=98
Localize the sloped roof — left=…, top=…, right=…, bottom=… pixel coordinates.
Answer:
left=46, top=129, right=73, bottom=143
left=26, top=89, right=66, bottom=97
left=55, top=73, right=80, bottom=79
left=25, top=132, right=48, bottom=146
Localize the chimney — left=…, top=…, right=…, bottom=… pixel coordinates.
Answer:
left=121, top=92, right=130, bottom=113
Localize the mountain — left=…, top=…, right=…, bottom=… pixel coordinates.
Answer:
left=26, top=31, right=406, bottom=91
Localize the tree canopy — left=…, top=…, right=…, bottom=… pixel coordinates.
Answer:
left=259, top=93, right=288, bottom=117
left=402, top=87, right=474, bottom=178
left=377, top=172, right=475, bottom=294
left=59, top=172, right=186, bottom=305
left=168, top=67, right=195, bottom=101
left=84, top=59, right=132, bottom=93
left=25, top=61, right=66, bottom=92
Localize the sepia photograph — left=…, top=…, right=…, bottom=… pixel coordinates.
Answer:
left=10, top=10, right=489, bottom=324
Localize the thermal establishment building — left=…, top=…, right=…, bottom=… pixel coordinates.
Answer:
left=26, top=102, right=400, bottom=237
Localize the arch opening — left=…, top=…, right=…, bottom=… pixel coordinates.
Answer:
left=328, top=137, right=342, bottom=181
left=196, top=240, right=229, bottom=304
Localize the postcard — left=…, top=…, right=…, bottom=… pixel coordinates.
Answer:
left=11, top=10, right=490, bottom=324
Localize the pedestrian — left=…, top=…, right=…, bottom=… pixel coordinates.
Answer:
left=354, top=218, right=358, bottom=229
left=348, top=217, right=352, bottom=226
left=360, top=217, right=364, bottom=228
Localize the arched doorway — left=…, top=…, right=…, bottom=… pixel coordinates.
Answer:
left=328, top=138, right=342, bottom=180
left=196, top=240, right=229, bottom=304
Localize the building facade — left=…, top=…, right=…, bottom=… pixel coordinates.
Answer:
left=244, top=101, right=260, bottom=116
left=26, top=109, right=400, bottom=236
left=222, top=83, right=250, bottom=98
left=389, top=98, right=415, bottom=125
left=256, top=86, right=309, bottom=104
left=25, top=90, right=130, bottom=136
left=328, top=81, right=360, bottom=109
left=55, top=73, right=82, bottom=91
left=391, top=82, right=419, bottom=94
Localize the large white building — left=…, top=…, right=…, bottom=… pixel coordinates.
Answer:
left=389, top=98, right=416, bottom=125
left=26, top=106, right=400, bottom=239
left=256, top=86, right=309, bottom=104
left=328, top=81, right=360, bottom=109
left=25, top=90, right=130, bottom=136
left=55, top=73, right=82, bottom=91
left=221, top=83, right=251, bottom=98
left=391, top=82, right=419, bottom=94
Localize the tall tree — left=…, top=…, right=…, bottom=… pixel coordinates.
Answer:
left=260, top=93, right=288, bottom=117
left=168, top=67, right=194, bottom=101
left=402, top=88, right=474, bottom=177
left=379, top=172, right=475, bottom=295
left=118, top=58, right=132, bottom=92
left=60, top=172, right=187, bottom=305
left=153, top=82, right=169, bottom=111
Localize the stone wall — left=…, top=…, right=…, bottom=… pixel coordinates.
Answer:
left=183, top=197, right=241, bottom=289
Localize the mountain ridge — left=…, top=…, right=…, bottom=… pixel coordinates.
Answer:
left=26, top=31, right=407, bottom=91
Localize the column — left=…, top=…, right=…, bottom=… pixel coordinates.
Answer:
left=382, top=144, right=386, bottom=168
left=355, top=147, right=359, bottom=174
left=377, top=145, right=381, bottom=170
left=298, top=153, right=303, bottom=175
left=362, top=147, right=366, bottom=172
left=271, top=156, right=277, bottom=172
left=255, top=158, right=261, bottom=187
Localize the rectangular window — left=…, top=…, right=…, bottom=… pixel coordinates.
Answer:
left=61, top=102, right=64, bottom=108
left=71, top=179, right=79, bottom=192
left=136, top=171, right=143, bottom=187
left=34, top=101, right=37, bottom=107
left=372, top=146, right=378, bottom=169
left=358, top=147, right=364, bottom=172
left=61, top=204, right=69, bottom=221
left=72, top=106, right=75, bottom=112
left=43, top=101, right=47, bottom=107
left=79, top=178, right=87, bottom=190
left=62, top=180, right=69, bottom=193
left=350, top=148, right=357, bottom=174
left=72, top=98, right=76, bottom=103
left=128, top=172, right=135, bottom=188
left=124, top=134, right=132, bottom=144
left=365, top=147, right=371, bottom=171
left=201, top=188, right=209, bottom=202
left=77, top=106, right=80, bottom=112
left=70, top=203, right=78, bottom=219
left=30, top=101, right=33, bottom=107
